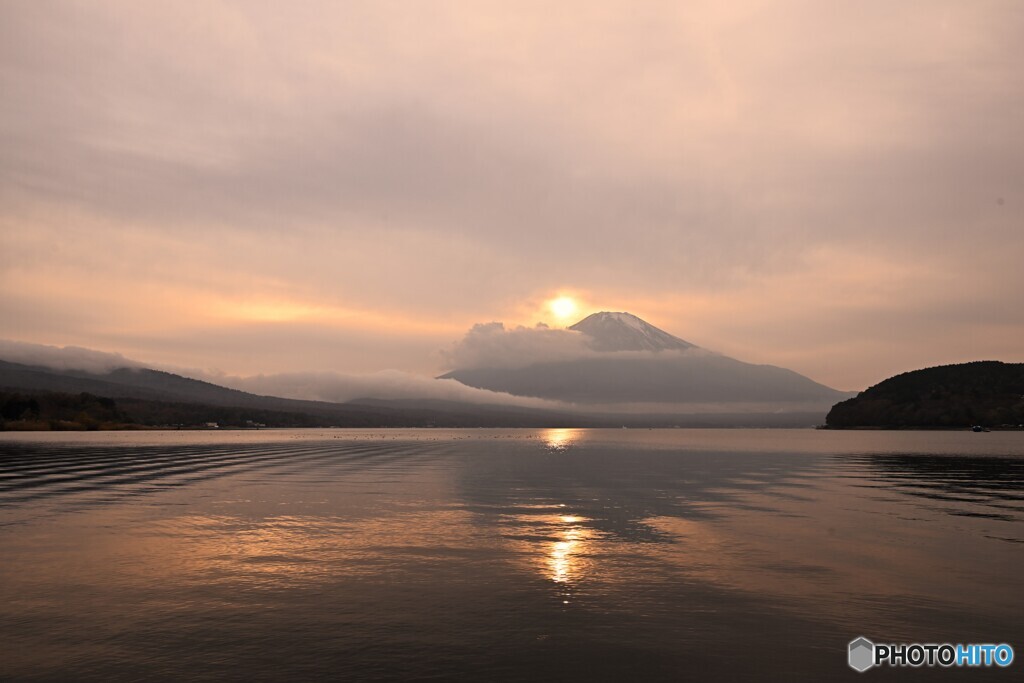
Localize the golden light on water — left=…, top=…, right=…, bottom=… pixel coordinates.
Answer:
left=549, top=516, right=585, bottom=584
left=503, top=503, right=594, bottom=603
left=543, top=428, right=582, bottom=452
left=550, top=536, right=577, bottom=583
left=546, top=513, right=593, bottom=597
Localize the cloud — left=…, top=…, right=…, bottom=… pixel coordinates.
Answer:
left=441, top=320, right=713, bottom=371
left=1, top=1, right=1021, bottom=389
left=217, top=369, right=565, bottom=410
left=442, top=322, right=594, bottom=370
left=0, top=339, right=142, bottom=374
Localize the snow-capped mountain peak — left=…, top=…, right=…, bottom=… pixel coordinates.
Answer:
left=569, top=312, right=697, bottom=352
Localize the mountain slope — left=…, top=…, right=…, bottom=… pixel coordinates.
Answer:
left=0, top=359, right=323, bottom=411
left=443, top=355, right=846, bottom=404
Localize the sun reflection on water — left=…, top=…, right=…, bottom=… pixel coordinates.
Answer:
left=541, top=512, right=594, bottom=604
left=549, top=526, right=581, bottom=584
left=543, top=428, right=581, bottom=452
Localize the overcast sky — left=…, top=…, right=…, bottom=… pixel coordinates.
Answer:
left=2, top=1, right=1022, bottom=391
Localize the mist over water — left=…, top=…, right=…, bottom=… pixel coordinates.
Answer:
left=1, top=429, right=1021, bottom=681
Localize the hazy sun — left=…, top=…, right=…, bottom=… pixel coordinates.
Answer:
left=549, top=296, right=578, bottom=321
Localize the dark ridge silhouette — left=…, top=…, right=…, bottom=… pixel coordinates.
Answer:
left=825, top=361, right=1024, bottom=429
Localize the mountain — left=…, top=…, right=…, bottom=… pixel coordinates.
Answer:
left=442, top=311, right=851, bottom=410
left=569, top=312, right=696, bottom=352
left=825, top=361, right=1024, bottom=428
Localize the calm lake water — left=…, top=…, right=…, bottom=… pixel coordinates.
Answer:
left=1, top=428, right=1021, bottom=681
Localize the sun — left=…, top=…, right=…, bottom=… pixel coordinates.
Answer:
left=549, top=296, right=578, bottom=321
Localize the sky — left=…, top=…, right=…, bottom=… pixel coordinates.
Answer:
left=1, top=1, right=1022, bottom=392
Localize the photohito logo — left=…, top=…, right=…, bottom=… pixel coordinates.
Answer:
left=848, top=637, right=1014, bottom=672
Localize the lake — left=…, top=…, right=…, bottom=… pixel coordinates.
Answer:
left=1, top=429, right=1021, bottom=681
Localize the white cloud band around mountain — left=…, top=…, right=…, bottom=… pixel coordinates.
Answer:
left=442, top=319, right=712, bottom=371
left=442, top=322, right=593, bottom=370
left=217, top=370, right=566, bottom=410
left=0, top=339, right=567, bottom=410
left=0, top=340, right=144, bottom=374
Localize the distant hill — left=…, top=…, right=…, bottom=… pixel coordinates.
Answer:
left=825, top=361, right=1024, bottom=428
left=442, top=311, right=850, bottom=410
left=0, top=360, right=581, bottom=428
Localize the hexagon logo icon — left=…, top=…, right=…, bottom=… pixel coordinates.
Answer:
left=849, top=637, right=875, bottom=672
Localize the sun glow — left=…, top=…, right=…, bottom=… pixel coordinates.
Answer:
left=549, top=296, right=578, bottom=321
